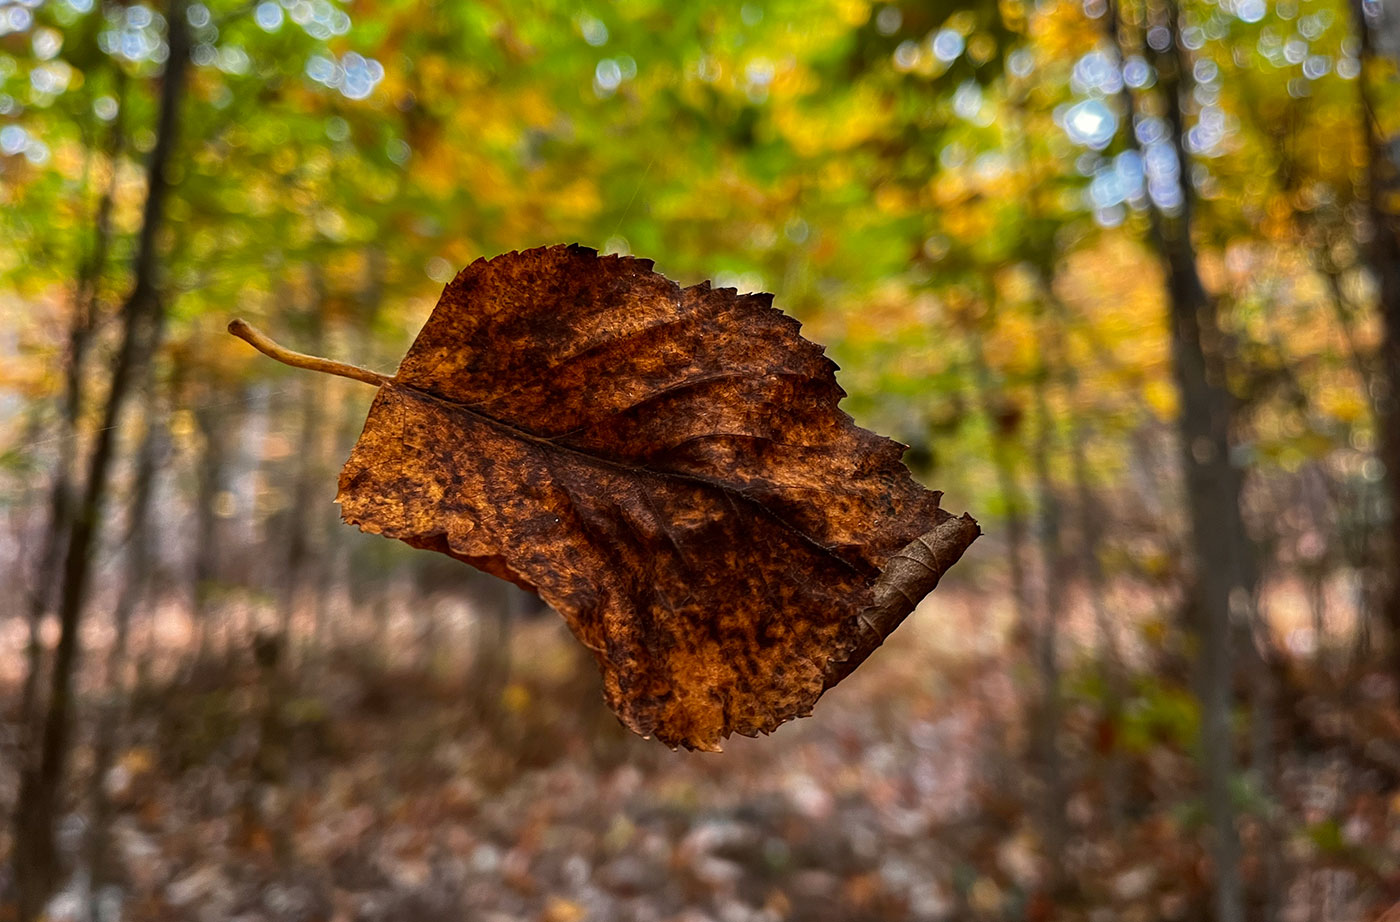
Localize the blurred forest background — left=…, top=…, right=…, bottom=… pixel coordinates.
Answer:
left=3, top=0, right=1400, bottom=920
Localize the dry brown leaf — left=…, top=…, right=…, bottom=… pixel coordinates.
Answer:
left=229, top=244, right=978, bottom=750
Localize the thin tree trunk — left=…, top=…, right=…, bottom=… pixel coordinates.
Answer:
left=1070, top=411, right=1130, bottom=831
left=1162, top=153, right=1249, bottom=922
left=1008, top=66, right=1121, bottom=852
left=1106, top=1, right=1252, bottom=918
left=470, top=575, right=517, bottom=734
left=191, top=397, right=228, bottom=664
left=966, top=310, right=1066, bottom=898
left=17, top=67, right=130, bottom=757
left=87, top=390, right=164, bottom=920
left=12, top=7, right=188, bottom=917
left=279, top=307, right=326, bottom=663
left=1154, top=10, right=1250, bottom=921
left=968, top=334, right=1032, bottom=651
left=1037, top=275, right=1130, bottom=830
left=372, top=584, right=393, bottom=670
left=1349, top=0, right=1400, bottom=693
left=1029, top=369, right=1067, bottom=895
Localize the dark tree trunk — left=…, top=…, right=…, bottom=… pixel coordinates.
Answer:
left=1036, top=281, right=1129, bottom=830
left=191, top=396, right=229, bottom=664
left=1349, top=0, right=1400, bottom=692
left=1030, top=370, right=1067, bottom=894
left=11, top=7, right=189, bottom=917
left=17, top=68, right=130, bottom=758
left=87, top=391, right=164, bottom=917
left=1155, top=11, right=1250, bottom=922
left=279, top=308, right=326, bottom=663
left=969, top=334, right=1033, bottom=652
left=967, top=305, right=1072, bottom=895
left=1070, top=411, right=1129, bottom=830
left=1106, top=1, right=1253, bottom=919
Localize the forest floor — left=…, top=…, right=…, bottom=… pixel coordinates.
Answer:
left=2, top=586, right=1398, bottom=922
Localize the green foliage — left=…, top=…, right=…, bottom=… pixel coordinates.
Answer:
left=0, top=2, right=1386, bottom=697
left=1120, top=677, right=1200, bottom=752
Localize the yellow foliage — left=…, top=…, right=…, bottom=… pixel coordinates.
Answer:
left=1143, top=379, right=1177, bottom=420
left=834, top=0, right=871, bottom=27
left=1318, top=388, right=1367, bottom=424
left=774, top=85, right=891, bottom=156
left=943, top=201, right=997, bottom=244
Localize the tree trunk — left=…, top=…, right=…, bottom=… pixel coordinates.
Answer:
left=279, top=308, right=326, bottom=663
left=1030, top=369, right=1068, bottom=894
left=1036, top=277, right=1129, bottom=830
left=1349, top=0, right=1400, bottom=692
left=12, top=6, right=189, bottom=917
left=1160, top=176, right=1249, bottom=922
left=1069, top=411, right=1129, bottom=830
left=87, top=390, right=164, bottom=919
left=968, top=333, right=1033, bottom=652
left=1155, top=10, right=1249, bottom=922
left=468, top=575, right=515, bottom=735
left=967, top=306, right=1069, bottom=896
left=17, top=67, right=130, bottom=762
left=1107, top=1, right=1253, bottom=918
left=191, top=396, right=229, bottom=664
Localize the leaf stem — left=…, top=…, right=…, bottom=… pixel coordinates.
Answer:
left=227, top=318, right=392, bottom=388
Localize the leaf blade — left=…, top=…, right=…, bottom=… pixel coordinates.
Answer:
left=336, top=244, right=979, bottom=750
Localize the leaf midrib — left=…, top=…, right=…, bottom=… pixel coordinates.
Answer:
left=384, top=378, right=876, bottom=579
